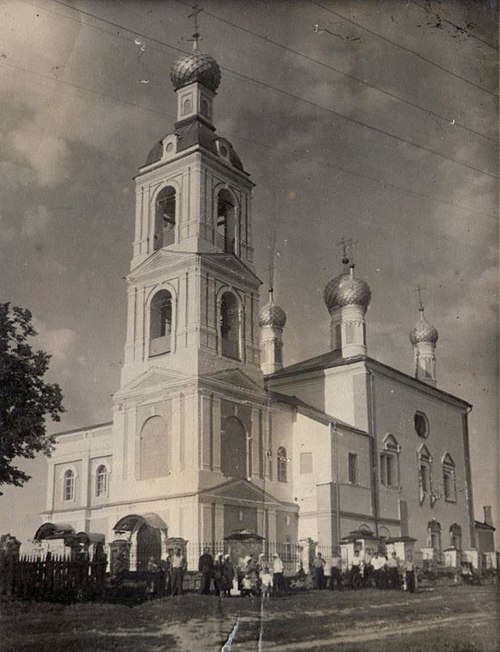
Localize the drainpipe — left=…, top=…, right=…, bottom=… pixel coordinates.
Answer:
left=462, top=405, right=476, bottom=552
left=330, top=421, right=341, bottom=550
left=367, top=370, right=380, bottom=536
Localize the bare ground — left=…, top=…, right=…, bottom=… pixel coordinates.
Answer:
left=0, top=584, right=497, bottom=651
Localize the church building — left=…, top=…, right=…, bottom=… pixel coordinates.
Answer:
left=40, top=38, right=476, bottom=570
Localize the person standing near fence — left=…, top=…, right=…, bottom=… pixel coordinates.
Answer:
left=223, top=554, right=234, bottom=597
left=272, top=553, right=284, bottom=594
left=387, top=552, right=400, bottom=589
left=198, top=547, right=214, bottom=595
left=330, top=550, right=342, bottom=590
left=405, top=551, right=416, bottom=593
left=171, top=548, right=187, bottom=596
left=349, top=549, right=363, bottom=589
left=313, top=552, right=326, bottom=589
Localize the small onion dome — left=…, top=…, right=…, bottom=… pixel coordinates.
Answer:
left=170, top=52, right=221, bottom=92
left=259, top=300, right=287, bottom=329
left=324, top=271, right=371, bottom=313
left=410, top=311, right=439, bottom=345
left=323, top=274, right=344, bottom=314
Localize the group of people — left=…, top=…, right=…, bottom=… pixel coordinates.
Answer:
left=146, top=547, right=187, bottom=596
left=144, top=546, right=417, bottom=598
left=345, top=549, right=416, bottom=592
left=198, top=549, right=285, bottom=599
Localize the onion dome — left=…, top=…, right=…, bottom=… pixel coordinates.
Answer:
left=410, top=310, right=439, bottom=345
left=324, top=267, right=371, bottom=313
left=170, top=51, right=221, bottom=92
left=259, top=290, right=287, bottom=329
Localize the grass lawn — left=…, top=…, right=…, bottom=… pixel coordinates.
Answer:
left=0, top=584, right=497, bottom=651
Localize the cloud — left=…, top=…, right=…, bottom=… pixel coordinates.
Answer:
left=0, top=209, right=16, bottom=243
left=23, top=205, right=53, bottom=237
left=11, top=127, right=70, bottom=187
left=35, top=323, right=79, bottom=367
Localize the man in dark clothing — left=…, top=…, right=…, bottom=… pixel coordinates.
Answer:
left=313, top=552, right=326, bottom=589
left=198, top=548, right=214, bottom=594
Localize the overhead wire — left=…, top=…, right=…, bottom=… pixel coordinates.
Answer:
left=1, top=55, right=493, bottom=224
left=408, top=0, right=498, bottom=51
left=37, top=0, right=499, bottom=181
left=309, top=0, right=499, bottom=98
left=4, top=1, right=497, bottom=219
left=174, top=0, right=496, bottom=145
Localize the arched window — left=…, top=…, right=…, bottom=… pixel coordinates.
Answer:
left=277, top=447, right=288, bottom=482
left=428, top=519, right=442, bottom=557
left=380, top=434, right=400, bottom=488
left=63, top=469, right=75, bottom=501
left=220, top=292, right=240, bottom=360
left=149, top=290, right=173, bottom=356
left=442, top=453, right=456, bottom=502
left=95, top=465, right=108, bottom=497
left=154, top=186, right=176, bottom=249
left=216, top=189, right=236, bottom=253
left=139, top=415, right=170, bottom=480
left=221, top=416, right=247, bottom=479
left=450, top=523, right=462, bottom=550
left=418, top=444, right=432, bottom=504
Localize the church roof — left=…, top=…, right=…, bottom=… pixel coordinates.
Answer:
left=267, top=351, right=471, bottom=409
left=144, top=119, right=245, bottom=171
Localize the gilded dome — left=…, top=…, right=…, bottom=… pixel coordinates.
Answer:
left=410, top=311, right=439, bottom=345
left=324, top=271, right=371, bottom=313
left=170, top=52, right=221, bottom=92
left=259, top=298, right=287, bottom=329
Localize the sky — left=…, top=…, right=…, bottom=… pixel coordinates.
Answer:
left=0, top=0, right=498, bottom=545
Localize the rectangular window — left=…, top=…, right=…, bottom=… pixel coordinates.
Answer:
left=443, top=470, right=456, bottom=501
left=300, top=452, right=313, bottom=475
left=348, top=453, right=358, bottom=484
left=381, top=454, right=396, bottom=487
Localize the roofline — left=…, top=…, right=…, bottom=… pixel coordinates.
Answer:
left=268, top=390, right=368, bottom=436
left=53, top=421, right=113, bottom=437
left=268, top=352, right=471, bottom=410
left=474, top=521, right=496, bottom=531
left=364, top=357, right=472, bottom=409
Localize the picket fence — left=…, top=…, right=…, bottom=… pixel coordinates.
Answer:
left=0, top=553, right=107, bottom=600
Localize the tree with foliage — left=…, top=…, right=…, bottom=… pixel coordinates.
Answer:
left=0, top=303, right=64, bottom=493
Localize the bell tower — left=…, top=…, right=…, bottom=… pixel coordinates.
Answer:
left=120, top=32, right=262, bottom=388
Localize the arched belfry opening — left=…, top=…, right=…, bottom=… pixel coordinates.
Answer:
left=154, top=185, right=176, bottom=249
left=149, top=290, right=173, bottom=356
left=221, top=416, right=247, bottom=479
left=220, top=292, right=241, bottom=360
left=216, top=189, right=237, bottom=253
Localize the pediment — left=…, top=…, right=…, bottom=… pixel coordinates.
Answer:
left=200, top=479, right=283, bottom=506
left=201, top=368, right=266, bottom=395
left=128, top=249, right=196, bottom=282
left=200, top=253, right=262, bottom=286
left=117, top=366, right=189, bottom=396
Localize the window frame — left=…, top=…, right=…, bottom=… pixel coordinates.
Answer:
left=95, top=464, right=109, bottom=498
left=414, top=411, right=430, bottom=438
left=380, top=434, right=401, bottom=488
left=277, top=446, right=288, bottom=483
left=348, top=452, right=358, bottom=485
left=149, top=289, right=174, bottom=357
left=219, top=291, right=242, bottom=361
left=62, top=468, right=75, bottom=502
left=442, top=453, right=457, bottom=503
left=418, top=444, right=433, bottom=505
